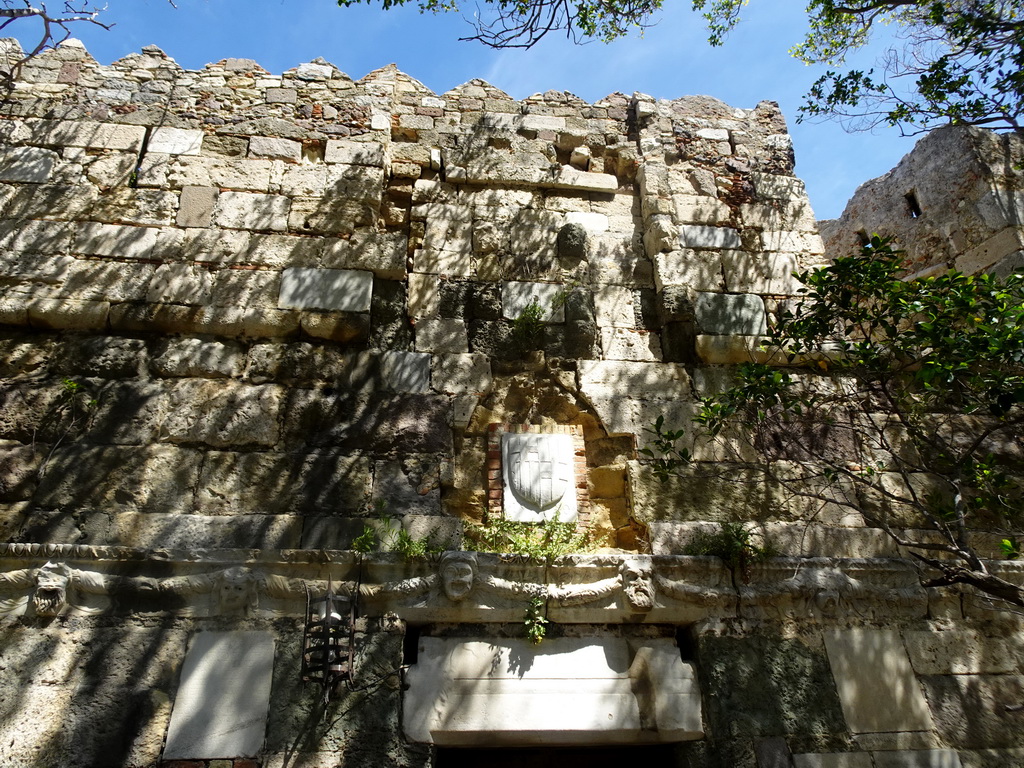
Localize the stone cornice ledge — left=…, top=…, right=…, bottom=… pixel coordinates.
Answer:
left=4, top=543, right=1008, bottom=623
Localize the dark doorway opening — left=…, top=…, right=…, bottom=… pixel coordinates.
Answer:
left=436, top=745, right=677, bottom=768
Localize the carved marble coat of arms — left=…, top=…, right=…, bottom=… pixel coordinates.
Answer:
left=501, top=433, right=577, bottom=522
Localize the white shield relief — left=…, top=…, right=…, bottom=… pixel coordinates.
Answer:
left=501, top=433, right=578, bottom=523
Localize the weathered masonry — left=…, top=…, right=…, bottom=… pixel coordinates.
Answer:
left=1, top=39, right=1022, bottom=768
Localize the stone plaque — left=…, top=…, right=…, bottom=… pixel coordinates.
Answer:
left=163, top=631, right=275, bottom=759
left=501, top=432, right=577, bottom=523
left=403, top=636, right=702, bottom=745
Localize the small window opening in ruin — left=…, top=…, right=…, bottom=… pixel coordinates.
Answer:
left=437, top=745, right=677, bottom=768
left=856, top=230, right=870, bottom=246
left=675, top=626, right=698, bottom=661
left=905, top=191, right=923, bottom=218
left=403, top=624, right=422, bottom=666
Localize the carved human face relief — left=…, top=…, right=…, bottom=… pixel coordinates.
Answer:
left=33, top=562, right=71, bottom=617
left=216, top=567, right=257, bottom=615
left=440, top=555, right=476, bottom=602
left=620, top=561, right=655, bottom=613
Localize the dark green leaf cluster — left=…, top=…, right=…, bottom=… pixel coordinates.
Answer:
left=682, top=522, right=775, bottom=581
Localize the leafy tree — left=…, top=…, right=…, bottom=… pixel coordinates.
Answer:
left=645, top=236, right=1024, bottom=608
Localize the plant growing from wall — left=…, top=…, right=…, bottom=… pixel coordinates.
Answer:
left=466, top=513, right=592, bottom=561
left=682, top=522, right=775, bottom=581
left=648, top=236, right=1024, bottom=608
left=523, top=596, right=549, bottom=644
left=351, top=509, right=444, bottom=559
left=511, top=299, right=546, bottom=354
left=35, top=377, right=99, bottom=478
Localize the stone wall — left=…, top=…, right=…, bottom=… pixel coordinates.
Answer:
left=1, top=39, right=1023, bottom=768
left=820, top=125, right=1024, bottom=278
left=0, top=38, right=827, bottom=552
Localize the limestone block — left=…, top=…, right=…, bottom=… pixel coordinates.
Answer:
left=322, top=230, right=408, bottom=280
left=408, top=273, right=440, bottom=318
left=955, top=228, right=1024, bottom=274
left=761, top=230, right=825, bottom=254
left=501, top=281, right=565, bottom=322
left=148, top=127, right=203, bottom=155
left=854, top=733, right=943, bottom=752
left=695, top=334, right=763, bottom=364
left=595, top=285, right=636, bottom=328
left=86, top=188, right=180, bottom=227
left=371, top=463, right=442, bottom=518
left=550, top=166, right=618, bottom=192
left=751, top=172, right=806, bottom=201
left=403, top=637, right=702, bottom=745
left=214, top=191, right=290, bottom=232
left=694, top=292, right=766, bottom=335
left=740, top=199, right=817, bottom=231
left=265, top=86, right=297, bottom=103
left=33, top=444, right=202, bottom=513
left=578, top=360, right=692, bottom=401
left=248, top=136, right=301, bottom=162
left=325, top=139, right=386, bottom=167
left=600, top=327, right=662, bottom=361
left=0, top=217, right=73, bottom=254
left=678, top=224, right=742, bottom=250
left=278, top=165, right=327, bottom=196
left=673, top=195, right=731, bottom=225
left=210, top=270, right=280, bottom=309
left=920, top=673, right=1024, bottom=749
left=325, top=164, right=385, bottom=204
left=279, top=267, right=373, bottom=312
left=412, top=248, right=474, bottom=277
left=0, top=146, right=58, bottom=182
left=195, top=450, right=371, bottom=515
left=299, top=311, right=371, bottom=343
left=164, top=632, right=274, bottom=760
left=903, top=630, right=1022, bottom=675
left=871, top=751, right=963, bottom=768
left=792, top=755, right=872, bottom=768
left=381, top=350, right=431, bottom=393
left=26, top=298, right=109, bottom=330
left=654, top=250, right=726, bottom=292
left=289, top=196, right=378, bottom=234
left=420, top=202, right=473, bottom=253
left=24, top=119, right=146, bottom=152
left=147, top=263, right=213, bottom=305
left=565, top=211, right=609, bottom=234
left=4, top=182, right=101, bottom=222
left=177, top=185, right=218, bottom=228
left=432, top=353, right=493, bottom=394
left=237, top=233, right=322, bottom=269
left=0, top=625, right=184, bottom=767
left=158, top=155, right=275, bottom=192
left=824, top=629, right=935, bottom=734
left=722, top=251, right=801, bottom=295
left=74, top=222, right=163, bottom=259
left=153, top=338, right=245, bottom=378
left=162, top=380, right=283, bottom=448
left=415, top=317, right=469, bottom=353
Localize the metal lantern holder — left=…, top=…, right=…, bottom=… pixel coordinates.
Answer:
left=301, top=580, right=356, bottom=701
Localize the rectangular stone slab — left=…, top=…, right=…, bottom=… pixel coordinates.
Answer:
left=403, top=636, right=702, bottom=745
left=163, top=631, right=275, bottom=759
left=824, top=629, right=935, bottom=734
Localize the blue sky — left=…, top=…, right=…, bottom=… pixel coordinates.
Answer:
left=11, top=0, right=922, bottom=219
